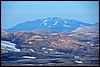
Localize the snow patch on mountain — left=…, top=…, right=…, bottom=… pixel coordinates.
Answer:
left=64, top=21, right=67, bottom=24
left=48, top=26, right=51, bottom=28
left=1, top=41, right=20, bottom=52
left=44, top=23, right=47, bottom=26
left=53, top=21, right=58, bottom=25
left=43, top=20, right=48, bottom=26
left=43, top=20, right=48, bottom=23
left=80, top=24, right=84, bottom=27
left=63, top=24, right=70, bottom=27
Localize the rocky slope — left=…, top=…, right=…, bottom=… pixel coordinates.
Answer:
left=72, top=23, right=99, bottom=33
left=66, top=23, right=99, bottom=46
left=1, top=29, right=99, bottom=66
left=1, top=30, right=86, bottom=49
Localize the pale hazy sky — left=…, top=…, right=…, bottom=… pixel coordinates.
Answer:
left=1, top=1, right=99, bottom=29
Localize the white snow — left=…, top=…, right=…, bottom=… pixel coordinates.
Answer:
left=44, top=51, right=48, bottom=53
left=68, top=35, right=73, bottom=36
left=43, top=20, right=48, bottom=22
left=29, top=49, right=35, bottom=52
left=98, top=47, right=99, bottom=49
left=1, top=41, right=20, bottom=52
left=48, top=26, right=50, bottom=28
left=22, top=56, right=36, bottom=59
left=74, top=56, right=80, bottom=58
left=64, top=21, right=67, bottom=24
left=42, top=47, right=46, bottom=49
left=47, top=48, right=54, bottom=51
left=97, top=44, right=99, bottom=45
left=43, top=20, right=48, bottom=26
left=1, top=41, right=16, bottom=46
left=90, top=44, right=93, bottom=46
left=87, top=42, right=90, bottom=44
left=55, top=43, right=58, bottom=46
left=63, top=24, right=70, bottom=27
left=80, top=24, right=84, bottom=26
left=44, top=36, right=48, bottom=38
left=44, top=23, right=47, bottom=26
left=74, top=60, right=83, bottom=64
left=29, top=42, right=32, bottom=44
left=53, top=21, right=58, bottom=25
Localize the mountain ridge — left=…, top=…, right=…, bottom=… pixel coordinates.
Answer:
left=72, top=23, right=99, bottom=33
left=8, top=17, right=92, bottom=32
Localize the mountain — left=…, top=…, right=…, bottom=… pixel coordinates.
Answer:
left=1, top=21, right=99, bottom=66
left=18, top=32, right=87, bottom=49
left=1, top=29, right=99, bottom=66
left=67, top=23, right=99, bottom=45
left=1, top=29, right=86, bottom=50
left=1, top=30, right=12, bottom=41
left=8, top=17, right=92, bottom=32
left=72, top=23, right=99, bottom=33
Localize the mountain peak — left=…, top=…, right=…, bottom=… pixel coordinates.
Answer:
left=8, top=17, right=92, bottom=32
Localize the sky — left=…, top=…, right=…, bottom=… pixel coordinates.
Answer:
left=1, top=1, right=99, bottom=29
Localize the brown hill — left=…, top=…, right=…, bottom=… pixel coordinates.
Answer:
left=1, top=30, right=11, bottom=40
left=67, top=23, right=99, bottom=45
left=72, top=23, right=99, bottom=33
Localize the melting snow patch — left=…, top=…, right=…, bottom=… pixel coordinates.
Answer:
left=64, top=21, right=67, bottom=24
left=22, top=56, right=36, bottom=59
left=68, top=35, right=73, bottom=36
left=44, top=51, right=48, bottom=53
left=90, top=44, right=93, bottom=46
left=74, top=60, right=83, bottom=64
left=63, top=24, right=70, bottom=27
left=29, top=42, right=32, bottom=44
left=80, top=24, right=84, bottom=27
left=44, top=36, right=48, bottom=38
left=1, top=41, right=20, bottom=52
left=1, top=41, right=16, bottom=46
left=53, top=21, right=58, bottom=25
left=98, top=47, right=99, bottom=49
left=55, top=44, right=58, bottom=46
left=48, top=26, right=50, bottom=28
left=43, top=20, right=48, bottom=26
left=43, top=20, right=48, bottom=22
left=87, top=42, right=90, bottom=44
left=29, top=49, right=35, bottom=52
left=47, top=48, right=54, bottom=51
left=44, top=23, right=47, bottom=26
left=74, top=56, right=80, bottom=58
left=42, top=47, right=46, bottom=49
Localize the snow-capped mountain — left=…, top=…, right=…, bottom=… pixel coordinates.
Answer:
left=8, top=17, right=92, bottom=32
